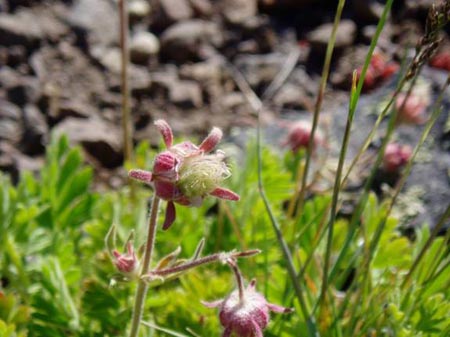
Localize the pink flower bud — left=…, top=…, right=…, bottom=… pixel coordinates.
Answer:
left=112, top=243, right=139, bottom=276
left=430, top=52, right=450, bottom=71
left=383, top=143, right=412, bottom=173
left=282, top=121, right=323, bottom=153
left=203, top=280, right=292, bottom=337
left=395, top=93, right=428, bottom=125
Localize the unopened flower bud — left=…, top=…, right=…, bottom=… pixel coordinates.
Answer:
left=203, top=279, right=292, bottom=337
left=395, top=93, right=428, bottom=125
left=282, top=121, right=323, bottom=153
left=112, top=243, right=139, bottom=277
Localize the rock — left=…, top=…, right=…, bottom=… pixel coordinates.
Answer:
left=54, top=117, right=123, bottom=168
left=169, top=80, right=203, bottom=108
left=0, top=6, right=68, bottom=47
left=352, top=0, right=384, bottom=23
left=155, top=0, right=193, bottom=28
left=307, top=20, right=357, bottom=54
left=179, top=59, right=222, bottom=83
left=22, top=105, right=48, bottom=155
left=189, top=0, right=213, bottom=17
left=67, top=0, right=118, bottom=48
left=160, top=20, right=224, bottom=62
left=273, top=84, right=312, bottom=111
left=330, top=46, right=368, bottom=89
left=128, top=0, right=151, bottom=20
left=222, top=0, right=257, bottom=25
left=0, top=142, right=43, bottom=183
left=0, top=67, right=41, bottom=106
left=0, top=99, right=22, bottom=145
left=130, top=31, right=160, bottom=64
left=259, top=0, right=315, bottom=10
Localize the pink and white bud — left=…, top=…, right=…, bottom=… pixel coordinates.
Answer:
left=282, top=121, right=323, bottom=153
left=129, top=169, right=153, bottom=184
left=112, top=243, right=139, bottom=276
left=153, top=151, right=180, bottom=181
left=395, top=93, right=428, bottom=125
left=203, top=279, right=292, bottom=337
left=383, top=143, right=412, bottom=173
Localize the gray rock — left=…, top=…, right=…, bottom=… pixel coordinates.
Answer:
left=22, top=105, right=48, bottom=155
left=54, top=117, right=123, bottom=168
left=160, top=20, right=224, bottom=62
left=0, top=6, right=68, bottom=47
left=189, top=0, right=213, bottom=17
left=68, top=0, right=118, bottom=47
left=352, top=0, right=384, bottom=23
left=156, top=0, right=193, bottom=27
left=222, top=0, right=257, bottom=25
left=0, top=67, right=42, bottom=106
left=307, top=20, right=357, bottom=53
left=0, top=141, right=43, bottom=183
left=169, top=80, right=203, bottom=108
left=128, top=0, right=151, bottom=20
left=130, top=31, right=160, bottom=64
left=0, top=100, right=22, bottom=144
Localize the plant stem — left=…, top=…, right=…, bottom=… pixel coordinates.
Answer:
left=128, top=196, right=160, bottom=337
left=229, top=261, right=245, bottom=302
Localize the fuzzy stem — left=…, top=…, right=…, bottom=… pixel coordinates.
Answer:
left=146, top=249, right=260, bottom=278
left=128, top=196, right=161, bottom=337
left=228, top=260, right=245, bottom=302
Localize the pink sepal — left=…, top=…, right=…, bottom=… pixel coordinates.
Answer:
left=201, top=299, right=223, bottom=308
left=129, top=169, right=153, bottom=184
left=162, top=201, right=176, bottom=230
left=199, top=127, right=223, bottom=153
left=154, top=119, right=173, bottom=148
left=251, top=319, right=264, bottom=337
left=268, top=303, right=293, bottom=313
left=210, top=187, right=240, bottom=201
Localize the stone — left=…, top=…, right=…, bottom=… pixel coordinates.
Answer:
left=128, top=0, right=151, bottom=20
left=352, top=0, right=384, bottom=23
left=222, top=0, right=257, bottom=25
left=0, top=99, right=22, bottom=145
left=54, top=117, right=123, bottom=168
left=0, top=141, right=43, bottom=183
left=0, top=67, right=42, bottom=106
left=156, top=0, right=193, bottom=27
left=22, top=105, right=48, bottom=155
left=169, top=80, right=203, bottom=108
left=130, top=31, right=160, bottom=64
left=273, top=84, right=311, bottom=111
left=67, top=0, right=118, bottom=47
left=160, top=20, right=224, bottom=62
left=0, top=6, right=68, bottom=47
left=307, top=20, right=357, bottom=54
left=189, top=0, right=213, bottom=17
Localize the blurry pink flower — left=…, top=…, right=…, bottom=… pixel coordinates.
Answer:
left=383, top=142, right=412, bottom=173
left=430, top=52, right=450, bottom=71
left=203, top=279, right=292, bottom=337
left=395, top=93, right=428, bottom=125
left=282, top=121, right=323, bottom=153
left=113, top=242, right=139, bottom=276
left=129, top=120, right=239, bottom=230
left=356, top=52, right=399, bottom=91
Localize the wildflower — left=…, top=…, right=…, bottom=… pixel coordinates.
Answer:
left=383, top=142, right=412, bottom=173
left=430, top=51, right=450, bottom=71
left=129, top=120, right=239, bottom=230
left=203, top=261, right=292, bottom=337
left=282, top=120, right=323, bottom=153
left=112, top=242, right=139, bottom=277
left=395, top=93, right=428, bottom=125
left=356, top=52, right=399, bottom=91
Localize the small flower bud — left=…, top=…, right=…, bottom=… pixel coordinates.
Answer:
left=383, top=143, right=412, bottom=173
left=112, top=243, right=139, bottom=277
left=203, top=279, right=292, bottom=337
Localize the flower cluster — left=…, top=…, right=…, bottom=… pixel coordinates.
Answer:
left=395, top=93, right=429, bottom=125
left=203, top=278, right=292, bottom=337
left=383, top=142, right=412, bottom=173
left=282, top=120, right=323, bottom=154
left=129, top=120, right=239, bottom=230
left=357, top=52, right=399, bottom=91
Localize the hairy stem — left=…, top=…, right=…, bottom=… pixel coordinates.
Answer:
left=128, top=196, right=160, bottom=337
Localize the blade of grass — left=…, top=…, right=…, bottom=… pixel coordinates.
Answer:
left=295, top=0, right=347, bottom=223
left=318, top=70, right=358, bottom=315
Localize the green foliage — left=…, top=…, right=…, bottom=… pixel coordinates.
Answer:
left=0, top=135, right=448, bottom=337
